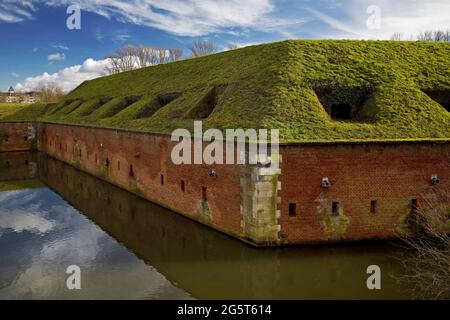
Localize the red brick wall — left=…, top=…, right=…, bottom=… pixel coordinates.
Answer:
left=2, top=121, right=449, bottom=246
left=0, top=122, right=35, bottom=152
left=37, top=122, right=244, bottom=238
left=279, top=143, right=450, bottom=244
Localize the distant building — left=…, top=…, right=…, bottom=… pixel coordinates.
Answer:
left=1, top=86, right=38, bottom=104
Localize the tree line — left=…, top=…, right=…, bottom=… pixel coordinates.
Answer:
left=105, top=39, right=219, bottom=74
left=390, top=29, right=450, bottom=42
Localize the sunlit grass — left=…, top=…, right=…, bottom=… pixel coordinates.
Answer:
left=2, top=40, right=450, bottom=142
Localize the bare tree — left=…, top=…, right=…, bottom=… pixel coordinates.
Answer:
left=228, top=43, right=239, bottom=50
left=105, top=45, right=183, bottom=74
left=399, top=190, right=450, bottom=300
left=105, top=45, right=141, bottom=74
left=417, top=30, right=450, bottom=42
left=158, top=48, right=169, bottom=64
left=37, top=83, right=65, bottom=103
left=189, top=40, right=217, bottom=57
left=168, top=48, right=183, bottom=62
left=146, top=47, right=160, bottom=66
left=390, top=33, right=403, bottom=41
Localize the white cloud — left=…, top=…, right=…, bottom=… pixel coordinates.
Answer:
left=0, top=0, right=36, bottom=22
left=3, top=0, right=304, bottom=37
left=47, top=52, right=66, bottom=62
left=113, top=31, right=131, bottom=42
left=310, top=0, right=450, bottom=40
left=2, top=1, right=449, bottom=39
left=11, top=72, right=19, bottom=78
left=52, top=44, right=69, bottom=50
left=61, top=0, right=292, bottom=36
left=0, top=207, right=55, bottom=235
left=16, top=58, right=111, bottom=92
left=32, top=47, right=39, bottom=52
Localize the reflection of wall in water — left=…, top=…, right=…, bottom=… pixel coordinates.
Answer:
left=37, top=154, right=283, bottom=299
left=0, top=153, right=410, bottom=299
left=0, top=152, right=37, bottom=182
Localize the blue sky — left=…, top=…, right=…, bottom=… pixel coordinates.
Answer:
left=0, top=0, right=449, bottom=92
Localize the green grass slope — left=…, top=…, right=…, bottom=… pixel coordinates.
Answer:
left=4, top=40, right=450, bottom=142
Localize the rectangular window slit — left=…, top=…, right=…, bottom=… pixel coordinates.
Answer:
left=370, top=200, right=377, bottom=214
left=289, top=203, right=297, bottom=217
left=181, top=180, right=185, bottom=192
left=332, top=202, right=340, bottom=216
left=129, top=165, right=134, bottom=178
left=202, top=187, right=207, bottom=201
left=410, top=199, right=418, bottom=213
left=161, top=174, right=164, bottom=185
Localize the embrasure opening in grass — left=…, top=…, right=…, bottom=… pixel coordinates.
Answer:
left=186, top=85, right=227, bottom=119
left=42, top=102, right=58, bottom=114
left=64, top=100, right=84, bottom=114
left=331, top=104, right=352, bottom=120
left=49, top=99, right=76, bottom=114
left=422, top=89, right=450, bottom=112
left=314, top=86, right=372, bottom=121
left=136, top=92, right=182, bottom=119
left=103, top=96, right=141, bottom=118
left=81, top=97, right=112, bottom=116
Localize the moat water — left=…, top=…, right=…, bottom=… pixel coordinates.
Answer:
left=0, top=152, right=418, bottom=299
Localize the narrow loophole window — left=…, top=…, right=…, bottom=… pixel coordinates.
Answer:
left=181, top=180, right=185, bottom=192
left=117, top=160, right=121, bottom=171
left=332, top=202, right=340, bottom=216
left=202, top=187, right=207, bottom=201
left=410, top=199, right=418, bottom=213
left=161, top=174, right=165, bottom=185
left=289, top=203, right=297, bottom=217
left=129, top=165, right=134, bottom=178
left=370, top=200, right=377, bottom=214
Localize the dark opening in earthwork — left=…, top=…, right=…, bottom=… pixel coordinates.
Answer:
left=314, top=86, right=372, bottom=121
left=423, top=89, right=450, bottom=112
left=186, top=85, right=227, bottom=119
left=136, top=92, right=182, bottom=119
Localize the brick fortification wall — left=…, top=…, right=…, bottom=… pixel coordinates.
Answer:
left=36, top=122, right=264, bottom=244
left=1, top=121, right=449, bottom=246
left=0, top=122, right=37, bottom=152
left=280, top=143, right=450, bottom=244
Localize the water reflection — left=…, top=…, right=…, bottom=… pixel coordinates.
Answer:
left=0, top=152, right=413, bottom=299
